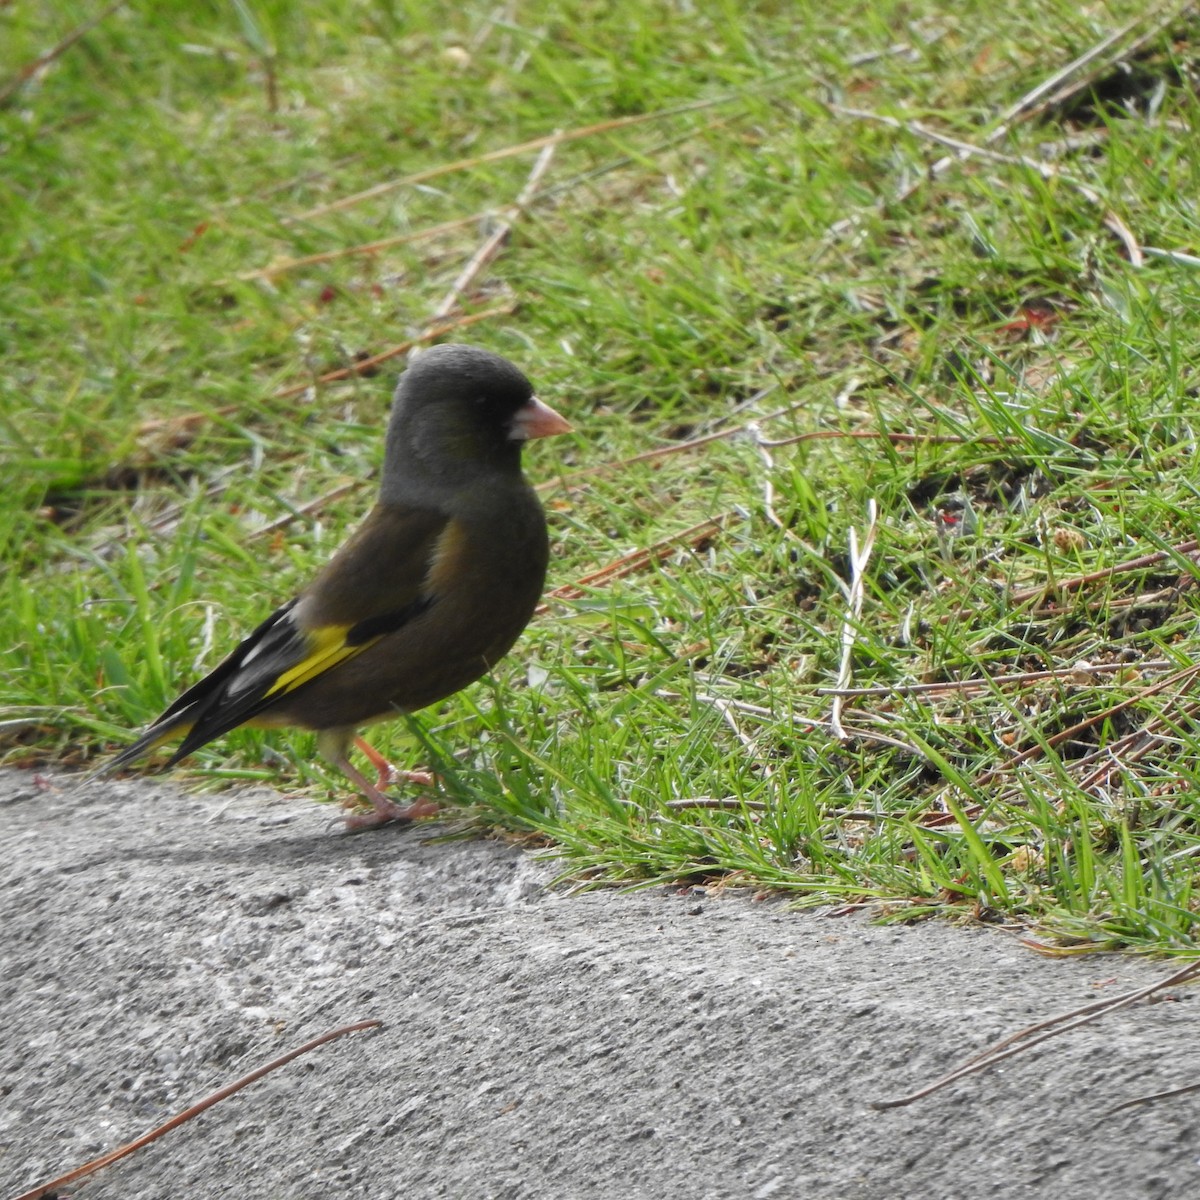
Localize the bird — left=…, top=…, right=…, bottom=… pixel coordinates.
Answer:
left=103, top=343, right=571, bottom=830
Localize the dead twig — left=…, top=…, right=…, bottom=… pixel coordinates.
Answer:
left=285, top=96, right=733, bottom=224
left=817, top=658, right=1169, bottom=699
left=272, top=305, right=516, bottom=400
left=757, top=429, right=1022, bottom=450
left=665, top=797, right=769, bottom=812
left=908, top=2, right=1189, bottom=194
left=1025, top=581, right=1194, bottom=617
left=0, top=0, right=128, bottom=106
left=551, top=424, right=1022, bottom=497
left=1008, top=537, right=1200, bottom=604
left=846, top=41, right=917, bottom=67
left=873, top=959, right=1200, bottom=1110
left=996, top=1, right=1196, bottom=133
left=826, top=720, right=926, bottom=756
left=244, top=108, right=747, bottom=282
left=700, top=692, right=761, bottom=757
left=239, top=210, right=499, bottom=282
left=12, top=1019, right=383, bottom=1200
left=251, top=481, right=361, bottom=539
left=1105, top=1078, right=1200, bottom=1116
left=546, top=396, right=812, bottom=486
left=1143, top=245, right=1200, bottom=268
left=827, top=102, right=1110, bottom=210
left=651, top=689, right=925, bottom=758
left=1071, top=697, right=1200, bottom=793
left=973, top=663, right=1200, bottom=789
left=828, top=4, right=1189, bottom=247
left=427, top=140, right=557, bottom=324
left=751, top=421, right=789, bottom=535
left=537, top=514, right=733, bottom=613
left=1104, top=210, right=1145, bottom=267
left=692, top=692, right=926, bottom=757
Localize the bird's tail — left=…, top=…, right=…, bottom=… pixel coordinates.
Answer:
left=88, top=713, right=196, bottom=781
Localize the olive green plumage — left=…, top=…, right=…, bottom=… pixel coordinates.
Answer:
left=106, top=344, right=571, bottom=828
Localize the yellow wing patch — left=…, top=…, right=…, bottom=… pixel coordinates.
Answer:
left=265, top=624, right=381, bottom=698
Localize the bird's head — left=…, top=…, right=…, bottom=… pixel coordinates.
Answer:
left=381, top=344, right=570, bottom=500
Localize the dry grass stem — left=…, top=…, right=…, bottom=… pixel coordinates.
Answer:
left=427, top=140, right=558, bottom=325
left=665, top=797, right=769, bottom=812
left=537, top=514, right=734, bottom=612
left=757, top=430, right=1021, bottom=450
left=974, top=664, right=1200, bottom=788
left=251, top=481, right=362, bottom=539
left=285, top=97, right=733, bottom=225
left=818, top=659, right=1172, bottom=699
left=0, top=0, right=128, bottom=105
left=272, top=305, right=516, bottom=400
left=1105, top=1078, right=1200, bottom=1116
left=239, top=211, right=499, bottom=282
left=11, top=1020, right=383, bottom=1200
left=992, top=0, right=1196, bottom=132
left=1008, top=538, right=1200, bottom=604
left=830, top=499, right=879, bottom=740
left=873, top=959, right=1200, bottom=1110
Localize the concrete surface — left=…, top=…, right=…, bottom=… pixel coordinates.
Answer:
left=1, top=768, right=1197, bottom=1199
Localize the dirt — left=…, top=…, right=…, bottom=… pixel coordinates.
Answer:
left=1, top=767, right=1197, bottom=1199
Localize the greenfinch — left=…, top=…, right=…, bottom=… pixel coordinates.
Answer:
left=105, top=343, right=571, bottom=829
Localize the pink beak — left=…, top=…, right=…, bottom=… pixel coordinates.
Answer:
left=510, top=395, right=573, bottom=441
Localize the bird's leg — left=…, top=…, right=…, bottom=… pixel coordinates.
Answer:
left=332, top=752, right=441, bottom=832
left=317, top=729, right=440, bottom=831
left=353, top=736, right=435, bottom=790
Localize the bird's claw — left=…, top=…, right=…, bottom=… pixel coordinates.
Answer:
left=342, top=795, right=441, bottom=832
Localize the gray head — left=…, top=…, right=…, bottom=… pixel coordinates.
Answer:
left=379, top=344, right=566, bottom=504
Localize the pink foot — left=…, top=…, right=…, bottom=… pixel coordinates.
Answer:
left=333, top=747, right=440, bottom=832
left=342, top=795, right=441, bottom=832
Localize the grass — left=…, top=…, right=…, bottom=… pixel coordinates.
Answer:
left=5, top=0, right=1200, bottom=952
